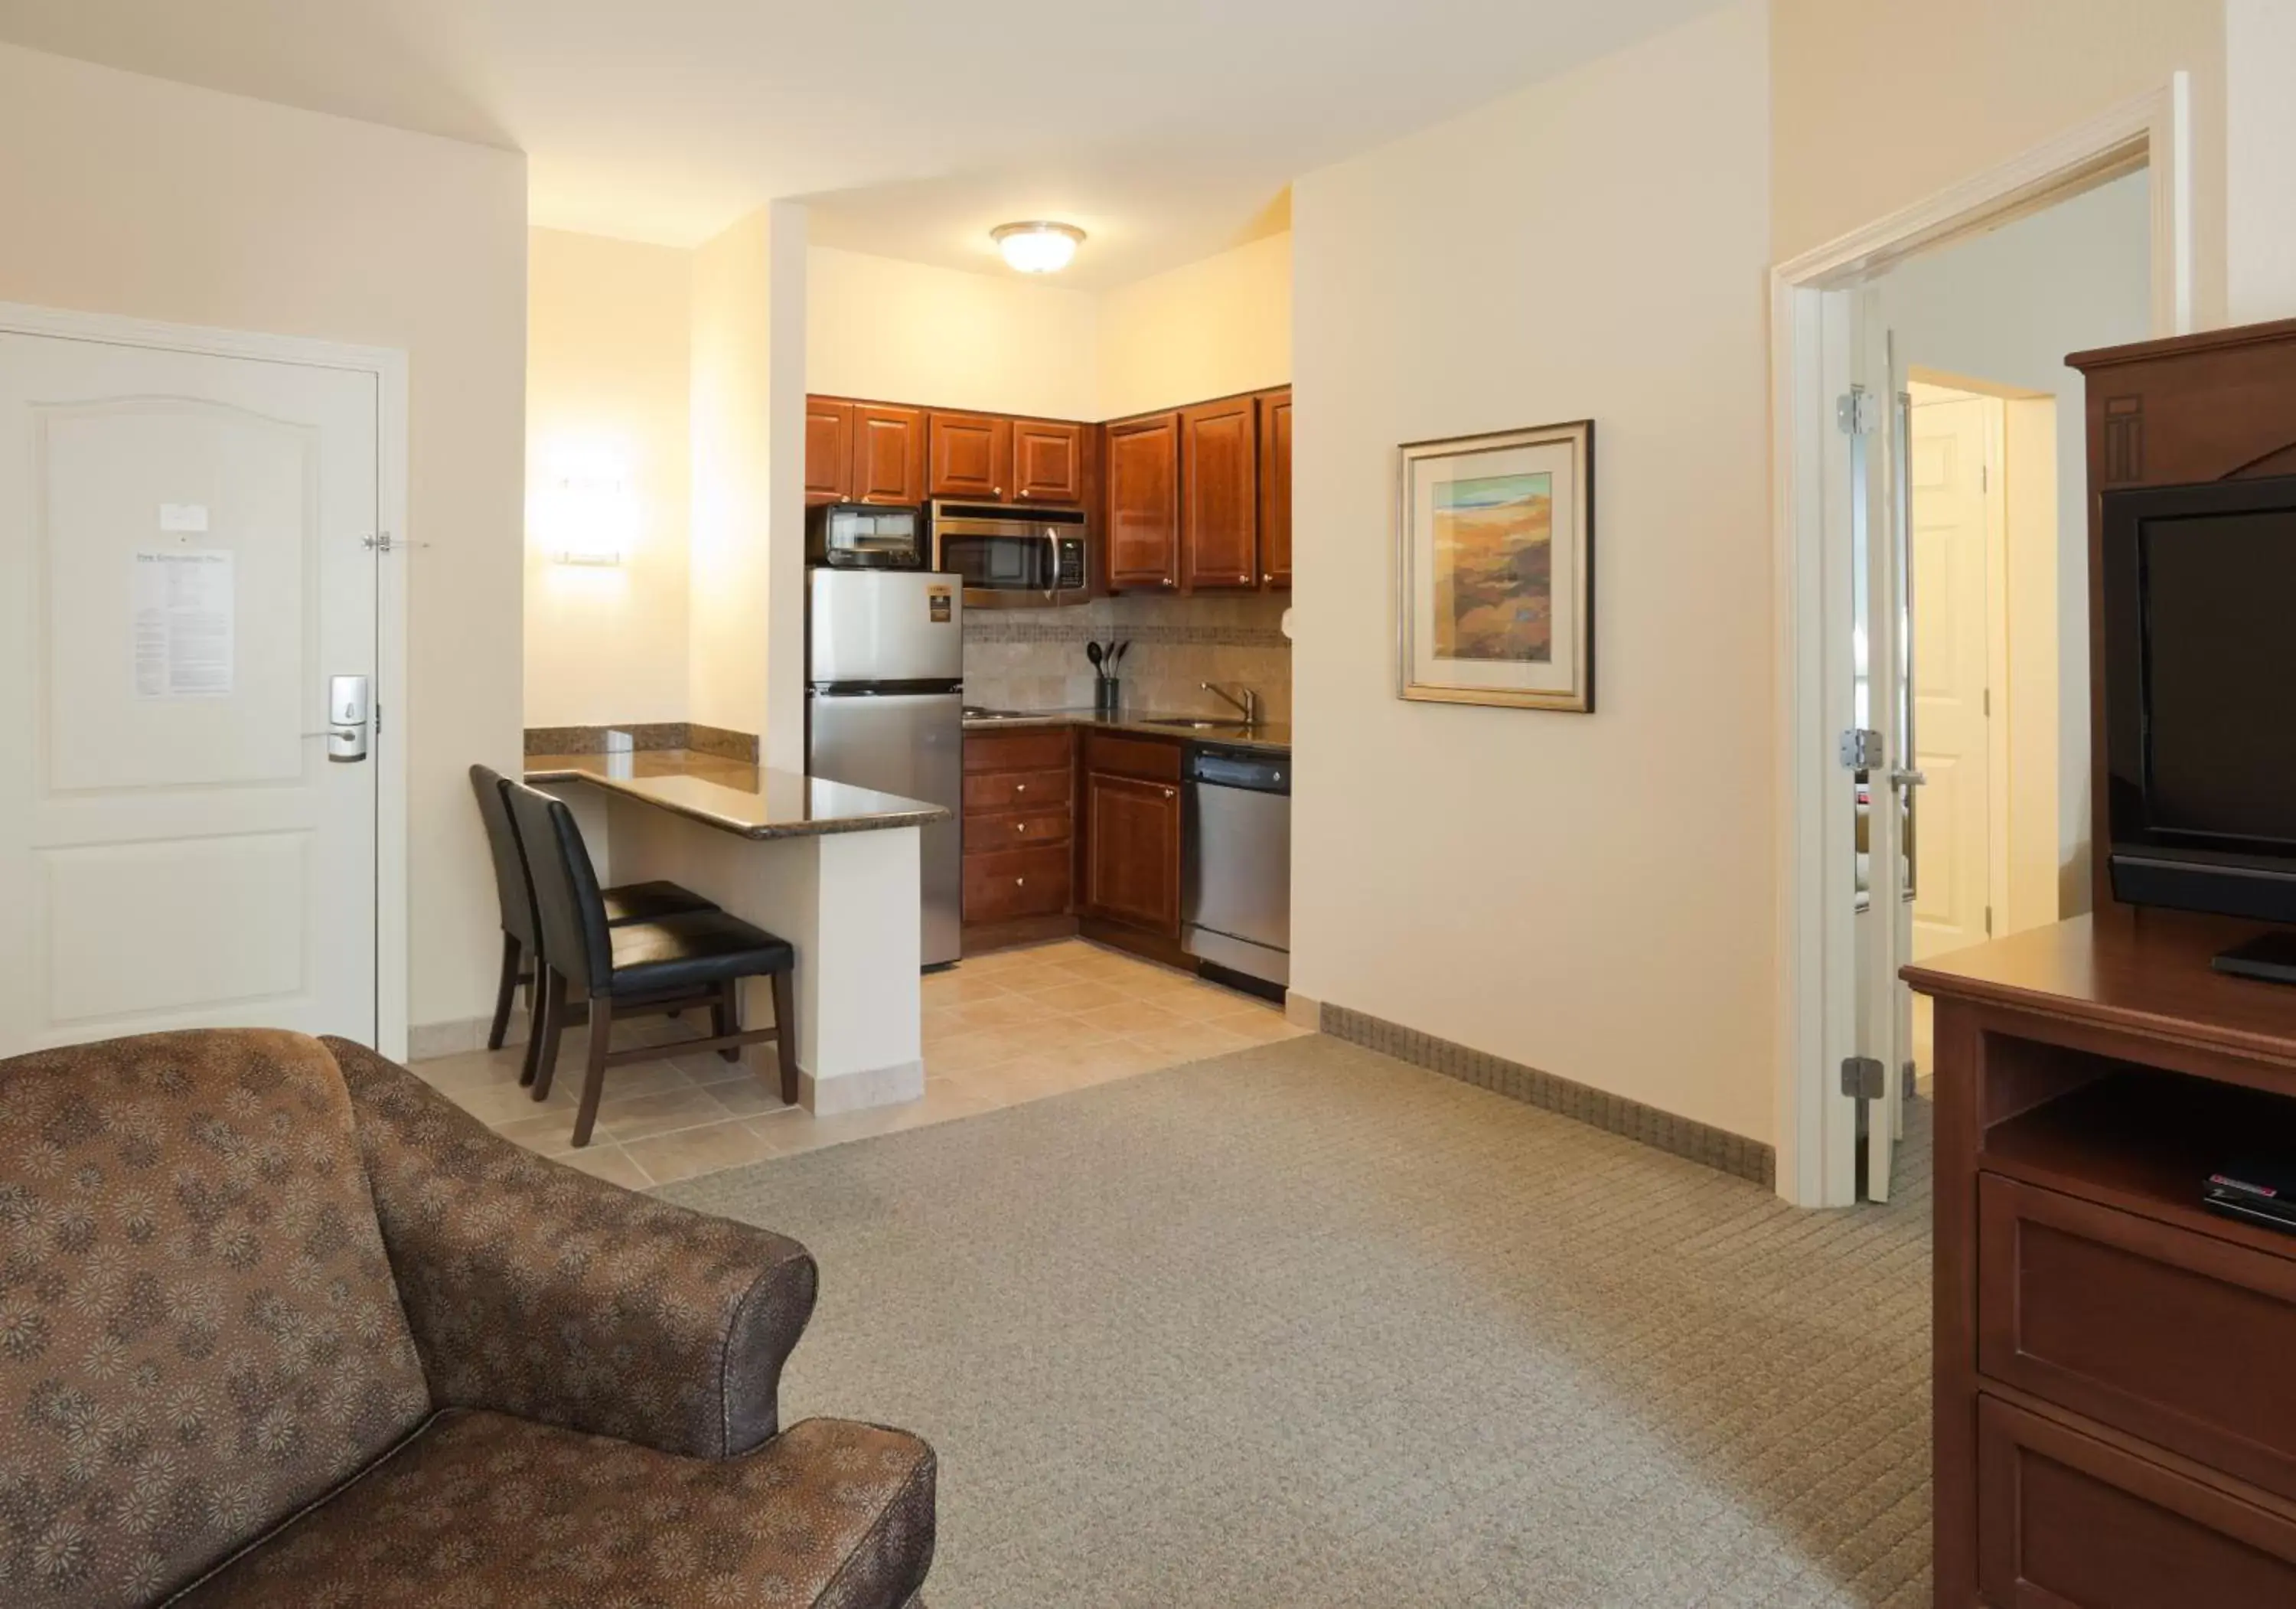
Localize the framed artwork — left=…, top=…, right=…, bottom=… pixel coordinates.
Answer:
left=1396, top=419, right=1594, bottom=711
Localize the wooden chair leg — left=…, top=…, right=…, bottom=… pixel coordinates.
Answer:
left=517, top=959, right=547, bottom=1082
left=572, top=994, right=615, bottom=1148
left=486, top=932, right=520, bottom=1051
left=530, top=971, right=569, bottom=1099
left=769, top=968, right=799, bottom=1107
left=715, top=977, right=742, bottom=1062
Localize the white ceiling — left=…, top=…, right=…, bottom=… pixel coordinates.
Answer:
left=0, top=0, right=1726, bottom=288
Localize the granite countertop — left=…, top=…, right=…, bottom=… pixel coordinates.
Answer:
left=526, top=750, right=949, bottom=840
left=961, top=707, right=1292, bottom=755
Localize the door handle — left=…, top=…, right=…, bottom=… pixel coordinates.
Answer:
left=326, top=674, right=370, bottom=763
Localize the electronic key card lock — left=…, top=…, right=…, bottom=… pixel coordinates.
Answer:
left=325, top=674, right=370, bottom=763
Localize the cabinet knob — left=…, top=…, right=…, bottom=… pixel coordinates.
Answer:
left=1163, top=788, right=1175, bottom=799
left=1016, top=876, right=1026, bottom=887
left=1016, top=782, right=1026, bottom=794
left=1015, top=822, right=1026, bottom=834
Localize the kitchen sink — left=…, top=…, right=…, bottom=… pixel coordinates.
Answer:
left=1140, top=717, right=1251, bottom=732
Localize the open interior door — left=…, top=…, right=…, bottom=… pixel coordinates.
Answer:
left=1846, top=292, right=1919, bottom=1203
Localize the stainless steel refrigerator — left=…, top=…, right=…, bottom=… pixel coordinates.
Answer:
left=807, top=569, right=964, bottom=967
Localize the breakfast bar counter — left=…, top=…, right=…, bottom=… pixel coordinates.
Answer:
left=526, top=749, right=948, bottom=838
left=527, top=751, right=941, bottom=1116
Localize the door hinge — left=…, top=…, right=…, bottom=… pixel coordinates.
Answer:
left=1836, top=388, right=1880, bottom=436
left=1839, top=727, right=1884, bottom=770
left=362, top=532, right=396, bottom=553
left=1983, top=687, right=1991, bottom=718
left=1980, top=463, right=1990, bottom=493
left=1985, top=904, right=1994, bottom=936
left=1841, top=1056, right=1886, bottom=1100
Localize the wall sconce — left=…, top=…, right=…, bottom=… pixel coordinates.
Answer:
left=533, top=468, right=636, bottom=566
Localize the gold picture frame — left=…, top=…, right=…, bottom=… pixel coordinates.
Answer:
left=1395, top=419, right=1594, bottom=711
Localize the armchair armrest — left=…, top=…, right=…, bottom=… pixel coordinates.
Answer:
left=324, top=1036, right=817, bottom=1459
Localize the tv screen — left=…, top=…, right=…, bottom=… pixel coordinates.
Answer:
left=2104, top=475, right=2296, bottom=922
left=2141, top=510, right=2296, bottom=844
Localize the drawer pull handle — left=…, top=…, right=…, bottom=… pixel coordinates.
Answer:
left=1016, top=876, right=1026, bottom=887
left=1015, top=823, right=1025, bottom=834
left=1015, top=783, right=1026, bottom=793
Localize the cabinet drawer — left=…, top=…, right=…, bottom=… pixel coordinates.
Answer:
left=963, top=767, right=1071, bottom=814
left=964, top=845, right=1071, bottom=922
left=1979, top=1173, right=2296, bottom=1501
left=964, top=728, right=1074, bottom=774
left=1978, top=1395, right=2296, bottom=1607
left=1081, top=731, right=1182, bottom=782
left=966, top=805, right=1071, bottom=856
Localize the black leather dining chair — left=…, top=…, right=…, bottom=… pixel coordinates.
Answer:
left=470, top=764, right=719, bottom=1081
left=504, top=779, right=801, bottom=1147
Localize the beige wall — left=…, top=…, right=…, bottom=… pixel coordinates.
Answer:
left=1770, top=0, right=2226, bottom=325
left=0, top=43, right=528, bottom=1041
left=527, top=227, right=691, bottom=727
left=2225, top=0, right=2296, bottom=322
left=1097, top=232, right=1293, bottom=419
left=1290, top=0, right=1777, bottom=1144
left=807, top=245, right=1098, bottom=419
left=690, top=203, right=807, bottom=770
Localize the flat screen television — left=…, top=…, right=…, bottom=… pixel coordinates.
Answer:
left=2102, top=474, right=2296, bottom=950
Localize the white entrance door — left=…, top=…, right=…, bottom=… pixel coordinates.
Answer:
left=0, top=327, right=380, bottom=1055
left=1907, top=387, right=1999, bottom=962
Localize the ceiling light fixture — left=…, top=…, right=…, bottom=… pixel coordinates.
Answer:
left=993, top=220, right=1085, bottom=275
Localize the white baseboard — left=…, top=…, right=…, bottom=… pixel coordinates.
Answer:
left=802, top=1058, right=925, bottom=1116
left=1283, top=991, right=1322, bottom=1031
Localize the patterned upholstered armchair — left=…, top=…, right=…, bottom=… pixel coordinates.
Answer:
left=0, top=1029, right=934, bottom=1607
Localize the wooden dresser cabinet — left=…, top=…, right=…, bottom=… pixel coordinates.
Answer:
left=1912, top=320, right=2296, bottom=1607
left=1910, top=914, right=2296, bottom=1607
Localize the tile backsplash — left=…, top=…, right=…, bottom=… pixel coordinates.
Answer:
left=964, top=593, right=1292, bottom=723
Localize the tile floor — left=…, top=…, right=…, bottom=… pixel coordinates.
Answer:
left=410, top=938, right=1310, bottom=1190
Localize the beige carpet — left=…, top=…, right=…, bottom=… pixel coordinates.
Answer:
left=659, top=1035, right=1932, bottom=1608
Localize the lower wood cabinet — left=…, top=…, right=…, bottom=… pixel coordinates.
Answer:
left=1078, top=733, right=1183, bottom=937
left=963, top=727, right=1075, bottom=925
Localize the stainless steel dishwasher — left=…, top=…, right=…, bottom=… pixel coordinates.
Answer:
left=1182, top=743, right=1290, bottom=993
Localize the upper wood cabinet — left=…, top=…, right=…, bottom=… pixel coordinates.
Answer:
left=1012, top=419, right=1085, bottom=503
left=805, top=398, right=853, bottom=506
left=1180, top=396, right=1258, bottom=591
left=1105, top=412, right=1182, bottom=591
left=1257, top=387, right=1293, bottom=590
left=849, top=403, right=927, bottom=505
left=928, top=410, right=1012, bottom=501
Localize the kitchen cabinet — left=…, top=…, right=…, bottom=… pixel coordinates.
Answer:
left=1079, top=732, right=1183, bottom=936
left=1012, top=419, right=1085, bottom=503
left=962, top=728, right=1075, bottom=925
left=1106, top=412, right=1182, bottom=591
left=806, top=398, right=853, bottom=506
left=849, top=403, right=927, bottom=505
left=1257, top=387, right=1292, bottom=590
left=928, top=410, right=1012, bottom=501
left=1180, top=395, right=1259, bottom=590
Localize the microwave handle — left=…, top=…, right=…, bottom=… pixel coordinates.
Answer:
left=1043, top=527, right=1061, bottom=602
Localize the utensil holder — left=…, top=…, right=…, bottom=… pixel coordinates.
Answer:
left=1094, top=676, right=1120, bottom=716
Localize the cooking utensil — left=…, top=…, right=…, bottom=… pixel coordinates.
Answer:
left=1086, top=641, right=1105, bottom=675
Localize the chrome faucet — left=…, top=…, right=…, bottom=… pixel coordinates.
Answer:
left=1202, top=682, right=1261, bottom=726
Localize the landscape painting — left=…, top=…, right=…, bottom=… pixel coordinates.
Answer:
left=1397, top=420, right=1593, bottom=712
left=1430, top=471, right=1552, bottom=663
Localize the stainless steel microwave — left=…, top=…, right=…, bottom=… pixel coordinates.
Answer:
left=807, top=501, right=924, bottom=569
left=930, top=501, right=1089, bottom=607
